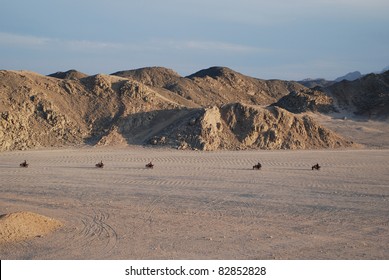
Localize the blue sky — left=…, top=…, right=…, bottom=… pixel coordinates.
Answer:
left=1, top=0, right=388, bottom=80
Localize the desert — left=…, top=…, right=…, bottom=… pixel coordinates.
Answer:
left=1, top=145, right=388, bottom=259
left=0, top=67, right=388, bottom=259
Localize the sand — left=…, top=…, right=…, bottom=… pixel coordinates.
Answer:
left=0, top=211, right=62, bottom=244
left=0, top=145, right=388, bottom=259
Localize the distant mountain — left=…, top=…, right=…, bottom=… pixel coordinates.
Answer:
left=334, top=71, right=363, bottom=82
left=333, top=66, right=389, bottom=80
left=298, top=70, right=371, bottom=88
left=380, top=66, right=389, bottom=73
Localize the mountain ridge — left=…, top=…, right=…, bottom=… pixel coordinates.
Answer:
left=1, top=66, right=387, bottom=152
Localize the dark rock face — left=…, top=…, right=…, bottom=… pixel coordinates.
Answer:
left=325, top=71, right=389, bottom=118
left=273, top=89, right=336, bottom=114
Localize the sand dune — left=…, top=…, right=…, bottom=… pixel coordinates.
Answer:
left=0, top=147, right=388, bottom=259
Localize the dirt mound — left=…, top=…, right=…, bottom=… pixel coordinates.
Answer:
left=146, top=103, right=354, bottom=150
left=0, top=211, right=62, bottom=244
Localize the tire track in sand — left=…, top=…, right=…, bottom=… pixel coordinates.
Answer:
left=57, top=208, right=118, bottom=258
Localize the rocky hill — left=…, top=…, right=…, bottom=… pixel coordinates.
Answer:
left=272, top=88, right=336, bottom=114
left=0, top=67, right=370, bottom=152
left=324, top=71, right=389, bottom=117
left=113, top=66, right=306, bottom=107
left=143, top=103, right=353, bottom=151
left=0, top=70, right=185, bottom=151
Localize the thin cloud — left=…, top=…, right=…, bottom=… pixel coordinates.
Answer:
left=63, top=39, right=124, bottom=52
left=0, top=32, right=49, bottom=47
left=0, top=32, right=124, bottom=52
left=0, top=32, right=267, bottom=54
left=159, top=39, right=270, bottom=53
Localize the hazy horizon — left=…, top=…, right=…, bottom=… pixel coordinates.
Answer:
left=1, top=0, right=389, bottom=80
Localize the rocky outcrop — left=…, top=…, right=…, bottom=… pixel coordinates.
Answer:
left=0, top=70, right=181, bottom=151
left=145, top=103, right=354, bottom=151
left=325, top=71, right=389, bottom=118
left=272, top=89, right=336, bottom=113
left=220, top=103, right=352, bottom=149
left=0, top=102, right=83, bottom=151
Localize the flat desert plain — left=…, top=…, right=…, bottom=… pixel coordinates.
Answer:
left=1, top=143, right=389, bottom=259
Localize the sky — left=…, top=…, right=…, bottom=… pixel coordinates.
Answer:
left=1, top=0, right=389, bottom=80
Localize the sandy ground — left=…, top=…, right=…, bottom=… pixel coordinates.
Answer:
left=0, top=143, right=388, bottom=259
left=311, top=112, right=389, bottom=149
